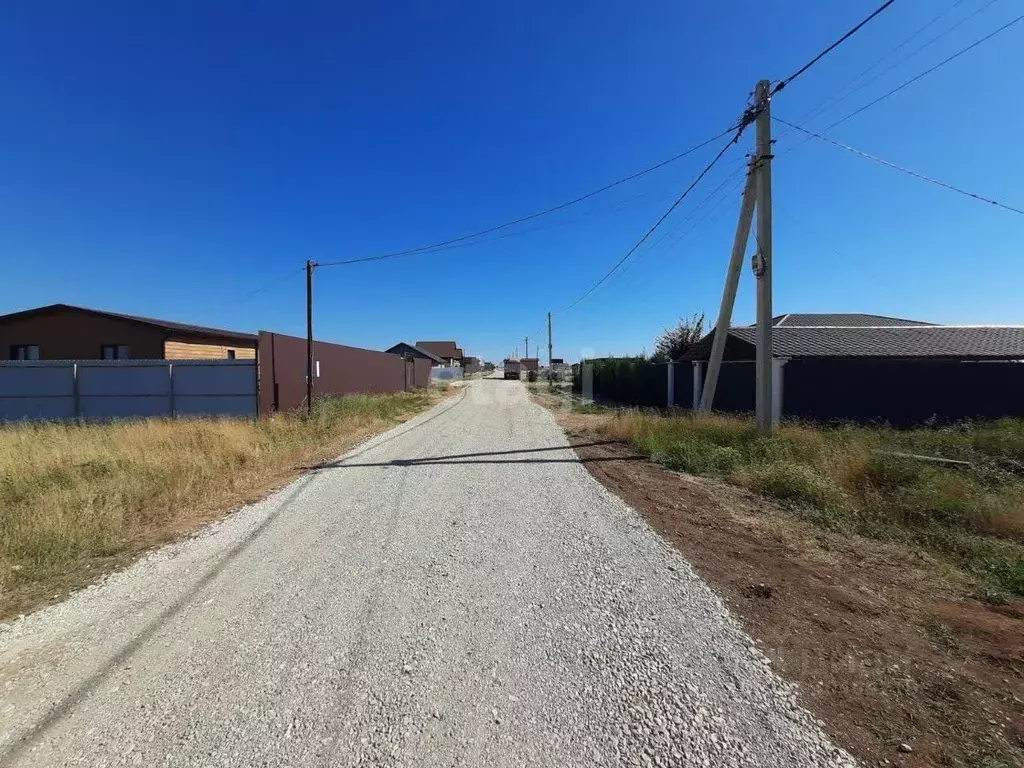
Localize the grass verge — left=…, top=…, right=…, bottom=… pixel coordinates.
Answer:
left=597, top=411, right=1024, bottom=598
left=0, top=391, right=436, bottom=619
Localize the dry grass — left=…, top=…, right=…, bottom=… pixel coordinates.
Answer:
left=0, top=391, right=436, bottom=618
left=596, top=411, right=1024, bottom=597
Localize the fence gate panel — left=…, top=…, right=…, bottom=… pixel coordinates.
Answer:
left=0, top=362, right=76, bottom=420
left=172, top=360, right=258, bottom=417
left=77, top=361, right=171, bottom=420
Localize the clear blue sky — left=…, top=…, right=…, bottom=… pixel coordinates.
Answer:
left=2, top=1, right=1022, bottom=363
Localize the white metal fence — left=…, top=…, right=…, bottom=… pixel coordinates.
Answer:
left=0, top=360, right=257, bottom=421
left=430, top=366, right=464, bottom=381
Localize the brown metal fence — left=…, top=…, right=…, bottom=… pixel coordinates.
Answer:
left=257, top=331, right=431, bottom=414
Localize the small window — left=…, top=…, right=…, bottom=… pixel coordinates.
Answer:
left=10, top=344, right=40, bottom=361
left=100, top=345, right=131, bottom=360
left=226, top=349, right=236, bottom=359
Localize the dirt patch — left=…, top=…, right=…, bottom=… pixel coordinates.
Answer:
left=549, top=404, right=1023, bottom=767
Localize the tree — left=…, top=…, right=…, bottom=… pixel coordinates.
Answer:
left=651, top=312, right=705, bottom=362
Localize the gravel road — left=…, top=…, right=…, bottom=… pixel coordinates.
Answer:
left=0, top=379, right=855, bottom=767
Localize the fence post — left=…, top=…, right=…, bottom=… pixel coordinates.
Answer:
left=771, top=358, right=787, bottom=426
left=169, top=363, right=176, bottom=418
left=72, top=362, right=81, bottom=421
left=692, top=361, right=704, bottom=410
left=582, top=364, right=594, bottom=403
left=666, top=363, right=675, bottom=409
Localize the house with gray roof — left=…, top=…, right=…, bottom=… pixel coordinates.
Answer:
left=682, top=313, right=1024, bottom=424
left=385, top=342, right=446, bottom=365
left=689, top=313, right=1024, bottom=362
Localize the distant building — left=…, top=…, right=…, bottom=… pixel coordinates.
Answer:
left=385, top=342, right=445, bottom=365
left=415, top=340, right=463, bottom=366
left=520, top=357, right=540, bottom=372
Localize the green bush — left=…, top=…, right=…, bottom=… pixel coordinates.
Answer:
left=652, top=440, right=742, bottom=477
left=747, top=461, right=844, bottom=508
left=527, top=370, right=538, bottom=383
left=862, top=453, right=927, bottom=489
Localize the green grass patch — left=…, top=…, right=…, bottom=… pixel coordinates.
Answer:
left=599, top=411, right=1024, bottom=596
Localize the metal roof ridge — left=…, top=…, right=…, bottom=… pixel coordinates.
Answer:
left=731, top=325, right=1024, bottom=330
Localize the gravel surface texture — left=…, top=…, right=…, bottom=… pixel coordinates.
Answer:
left=0, top=379, right=856, bottom=767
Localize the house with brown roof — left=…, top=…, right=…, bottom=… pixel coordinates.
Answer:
left=415, top=341, right=463, bottom=366
left=0, top=304, right=257, bottom=360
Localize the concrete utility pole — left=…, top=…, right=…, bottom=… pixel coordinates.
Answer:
left=525, top=337, right=529, bottom=359
left=547, top=312, right=553, bottom=367
left=700, top=164, right=757, bottom=413
left=305, top=260, right=315, bottom=416
left=753, top=79, right=775, bottom=434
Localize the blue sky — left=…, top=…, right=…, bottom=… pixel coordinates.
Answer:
left=2, top=1, right=1022, bottom=364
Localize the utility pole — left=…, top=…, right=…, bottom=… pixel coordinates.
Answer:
left=525, top=336, right=529, bottom=359
left=547, top=312, right=553, bottom=367
left=700, top=164, right=757, bottom=413
left=306, top=260, right=315, bottom=416
left=754, top=79, right=774, bottom=434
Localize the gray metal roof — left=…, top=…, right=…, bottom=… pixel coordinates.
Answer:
left=768, top=313, right=934, bottom=328
left=726, top=325, right=1024, bottom=359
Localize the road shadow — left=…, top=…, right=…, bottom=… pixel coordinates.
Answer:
left=303, top=441, right=645, bottom=469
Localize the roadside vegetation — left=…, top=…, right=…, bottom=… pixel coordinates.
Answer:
left=0, top=391, right=435, bottom=619
left=600, top=411, right=1024, bottom=598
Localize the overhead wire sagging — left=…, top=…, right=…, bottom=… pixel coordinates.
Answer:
left=316, top=129, right=738, bottom=268
left=557, top=111, right=760, bottom=316
left=774, top=117, right=1024, bottom=216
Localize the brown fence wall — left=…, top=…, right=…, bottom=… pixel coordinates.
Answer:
left=257, top=331, right=431, bottom=413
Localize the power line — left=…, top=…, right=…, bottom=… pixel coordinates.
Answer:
left=560, top=126, right=750, bottom=314
left=315, top=128, right=736, bottom=268
left=321, top=178, right=702, bottom=270
left=774, top=117, right=1024, bottom=216
left=774, top=10, right=1024, bottom=162
left=819, top=10, right=1023, bottom=133
left=584, top=162, right=750, bottom=300
left=790, top=0, right=984, bottom=129
left=192, top=265, right=306, bottom=321
left=772, top=0, right=898, bottom=95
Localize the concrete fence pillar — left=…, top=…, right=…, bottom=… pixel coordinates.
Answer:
left=666, top=364, right=675, bottom=409
left=771, top=358, right=787, bottom=426
left=582, top=364, right=594, bottom=403
left=692, top=361, right=704, bottom=411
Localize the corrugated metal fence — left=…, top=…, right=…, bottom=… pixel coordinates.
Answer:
left=257, top=331, right=432, bottom=413
left=575, top=358, right=1024, bottom=424
left=0, top=360, right=257, bottom=421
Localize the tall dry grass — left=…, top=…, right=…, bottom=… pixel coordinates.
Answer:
left=0, top=392, right=433, bottom=618
left=598, top=411, right=1024, bottom=597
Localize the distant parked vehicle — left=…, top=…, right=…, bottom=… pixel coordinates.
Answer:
left=503, top=359, right=523, bottom=380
